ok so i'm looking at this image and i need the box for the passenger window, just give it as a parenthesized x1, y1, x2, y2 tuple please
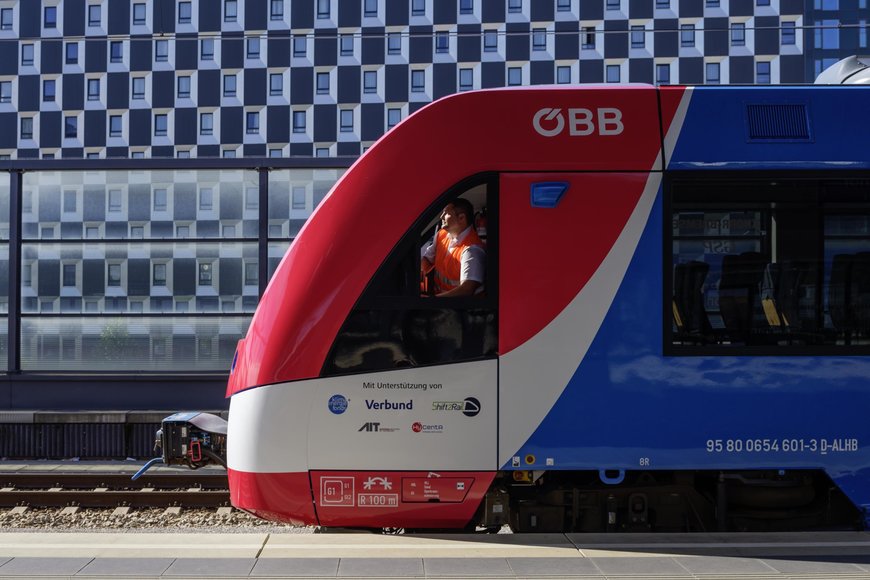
(669, 177, 870, 351)
(323, 175, 497, 376)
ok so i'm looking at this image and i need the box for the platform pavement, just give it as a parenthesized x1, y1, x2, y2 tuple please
(0, 532, 869, 578)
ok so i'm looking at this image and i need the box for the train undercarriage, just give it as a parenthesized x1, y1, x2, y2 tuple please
(480, 470, 861, 533)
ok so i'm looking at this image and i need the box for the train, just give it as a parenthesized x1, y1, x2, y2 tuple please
(148, 74, 870, 533)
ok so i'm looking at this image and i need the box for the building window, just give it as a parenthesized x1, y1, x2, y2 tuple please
(756, 61, 771, 84)
(271, 0, 284, 20)
(411, 0, 425, 16)
(0, 81, 11, 103)
(223, 74, 237, 97)
(109, 115, 122, 137)
(87, 78, 100, 100)
(155, 39, 169, 62)
(132, 77, 145, 100)
(62, 264, 76, 287)
(706, 0, 720, 5)
(656, 0, 669, 7)
(177, 76, 191, 98)
(459, 68, 473, 91)
(199, 188, 213, 210)
(606, 64, 620, 83)
(224, 0, 237, 22)
(131, 225, 144, 238)
(782, 21, 796, 45)
(198, 263, 213, 285)
(340, 34, 354, 56)
(21, 44, 34, 66)
(387, 32, 402, 54)
(387, 108, 401, 128)
(44, 6, 57, 28)
(340, 109, 354, 132)
(222, 224, 236, 237)
(557, 0, 571, 10)
(317, 0, 329, 18)
(109, 189, 121, 212)
(0, 8, 12, 30)
(176, 224, 190, 237)
(706, 62, 720, 84)
(63, 190, 76, 212)
(246, 111, 259, 134)
(154, 114, 168, 137)
(200, 112, 213, 135)
(631, 25, 645, 48)
(153, 188, 167, 211)
(269, 73, 282, 96)
(435, 31, 449, 53)
(483, 29, 497, 52)
(43, 79, 56, 102)
(132, 3, 146, 25)
(656, 63, 670, 84)
(293, 35, 307, 57)
(110, 41, 123, 62)
(88, 4, 101, 26)
(269, 149, 282, 158)
(363, 70, 377, 93)
(178, 1, 192, 24)
(459, 0, 473, 14)
(316, 72, 329, 94)
(245, 187, 257, 209)
(153, 263, 166, 286)
(508, 0, 522, 13)
(532, 28, 546, 51)
(108, 264, 121, 287)
(245, 263, 258, 286)
(292, 186, 306, 209)
(556, 65, 571, 84)
(582, 27, 595, 49)
(292, 111, 306, 133)
(731, 22, 745, 46)
(65, 116, 77, 138)
(507, 66, 521, 86)
(606, 0, 620, 9)
(64, 43, 78, 65)
(680, 24, 695, 47)
(411, 69, 425, 92)
(757, 0, 770, 5)
(363, 0, 377, 17)
(246, 38, 260, 59)
(20, 118, 33, 140)
(201, 38, 214, 60)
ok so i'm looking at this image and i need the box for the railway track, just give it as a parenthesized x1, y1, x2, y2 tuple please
(0, 472, 230, 509)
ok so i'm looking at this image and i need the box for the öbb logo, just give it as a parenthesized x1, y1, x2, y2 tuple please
(532, 107, 624, 137)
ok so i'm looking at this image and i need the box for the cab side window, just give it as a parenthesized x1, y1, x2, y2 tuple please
(322, 176, 498, 376)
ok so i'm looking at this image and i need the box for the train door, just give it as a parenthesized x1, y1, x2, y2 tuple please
(497, 172, 658, 469)
(308, 175, 500, 473)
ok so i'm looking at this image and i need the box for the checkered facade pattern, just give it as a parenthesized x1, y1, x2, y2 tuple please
(0, 0, 862, 160)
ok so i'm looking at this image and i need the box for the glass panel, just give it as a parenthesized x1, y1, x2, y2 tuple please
(267, 168, 344, 239)
(0, 173, 9, 240)
(22, 242, 259, 314)
(23, 169, 259, 240)
(21, 316, 251, 371)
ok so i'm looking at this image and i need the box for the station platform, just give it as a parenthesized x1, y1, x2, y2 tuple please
(0, 531, 869, 578)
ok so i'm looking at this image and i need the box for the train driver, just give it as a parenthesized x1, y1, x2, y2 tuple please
(420, 198, 486, 297)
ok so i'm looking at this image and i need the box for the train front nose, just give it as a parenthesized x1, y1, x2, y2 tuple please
(227, 468, 317, 526)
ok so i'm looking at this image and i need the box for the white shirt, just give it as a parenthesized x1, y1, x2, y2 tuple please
(422, 226, 485, 286)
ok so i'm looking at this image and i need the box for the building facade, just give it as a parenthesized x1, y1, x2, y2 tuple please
(0, 0, 866, 160)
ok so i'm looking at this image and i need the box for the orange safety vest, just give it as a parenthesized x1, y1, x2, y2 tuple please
(433, 228, 484, 294)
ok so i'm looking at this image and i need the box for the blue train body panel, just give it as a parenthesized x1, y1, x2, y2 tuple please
(513, 85, 870, 525)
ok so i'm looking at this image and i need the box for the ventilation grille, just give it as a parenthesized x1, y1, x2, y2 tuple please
(746, 103, 811, 141)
